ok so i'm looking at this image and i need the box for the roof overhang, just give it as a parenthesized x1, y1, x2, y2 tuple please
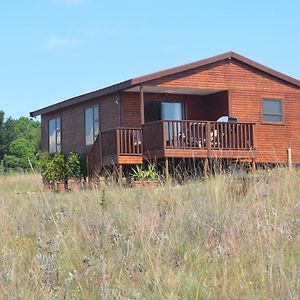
(30, 51, 300, 117)
(125, 85, 225, 96)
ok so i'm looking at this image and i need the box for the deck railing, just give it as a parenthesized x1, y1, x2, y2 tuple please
(87, 127, 142, 175)
(143, 120, 255, 152)
(118, 128, 143, 155)
(87, 121, 255, 175)
(87, 134, 102, 177)
(101, 127, 143, 157)
(143, 121, 165, 152)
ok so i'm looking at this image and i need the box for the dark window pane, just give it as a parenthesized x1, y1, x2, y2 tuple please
(93, 106, 99, 121)
(262, 99, 282, 123)
(49, 118, 61, 153)
(85, 108, 94, 145)
(56, 118, 61, 130)
(263, 99, 282, 114)
(144, 101, 161, 123)
(263, 114, 283, 122)
(56, 129, 61, 145)
(94, 120, 99, 139)
(49, 119, 56, 153)
(85, 106, 99, 145)
(161, 102, 184, 120)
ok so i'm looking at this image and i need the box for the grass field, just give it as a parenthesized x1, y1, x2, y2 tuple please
(0, 169, 299, 299)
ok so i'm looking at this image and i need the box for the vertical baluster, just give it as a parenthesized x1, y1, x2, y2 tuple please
(227, 124, 230, 149)
(177, 121, 179, 148)
(196, 123, 200, 148)
(137, 129, 139, 154)
(166, 121, 170, 148)
(237, 124, 239, 149)
(135, 129, 138, 154)
(243, 124, 247, 149)
(217, 123, 220, 149)
(185, 121, 188, 148)
(240, 124, 244, 149)
(224, 123, 227, 148)
(248, 124, 251, 148)
(220, 123, 224, 149)
(192, 122, 196, 148)
(202, 123, 205, 147)
(119, 128, 124, 154)
(132, 129, 135, 154)
(231, 124, 236, 149)
(172, 121, 175, 148)
(182, 121, 188, 148)
(121, 129, 127, 154)
(206, 121, 211, 156)
(176, 121, 179, 148)
(212, 123, 215, 149)
(129, 129, 132, 154)
(125, 129, 127, 154)
(140, 129, 142, 154)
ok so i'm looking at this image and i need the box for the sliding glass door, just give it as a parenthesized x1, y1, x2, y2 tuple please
(161, 102, 184, 121)
(161, 102, 184, 143)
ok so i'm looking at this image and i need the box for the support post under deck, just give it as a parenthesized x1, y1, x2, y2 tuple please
(204, 158, 209, 179)
(165, 158, 169, 181)
(118, 164, 123, 185)
(251, 158, 256, 174)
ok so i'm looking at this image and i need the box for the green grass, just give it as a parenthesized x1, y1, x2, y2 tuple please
(0, 169, 299, 299)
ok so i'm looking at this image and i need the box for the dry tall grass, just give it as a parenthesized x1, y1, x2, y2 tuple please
(0, 169, 299, 299)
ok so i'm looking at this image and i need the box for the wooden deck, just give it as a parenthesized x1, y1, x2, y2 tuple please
(87, 120, 255, 176)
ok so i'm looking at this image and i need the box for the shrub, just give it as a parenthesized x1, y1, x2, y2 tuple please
(66, 152, 81, 181)
(39, 152, 83, 184)
(131, 163, 158, 181)
(52, 153, 67, 182)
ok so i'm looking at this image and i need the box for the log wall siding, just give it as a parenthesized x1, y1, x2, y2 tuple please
(41, 94, 120, 154)
(41, 115, 49, 152)
(204, 91, 229, 121)
(145, 60, 300, 163)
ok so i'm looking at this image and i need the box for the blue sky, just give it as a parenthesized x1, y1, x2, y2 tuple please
(1, 0, 300, 119)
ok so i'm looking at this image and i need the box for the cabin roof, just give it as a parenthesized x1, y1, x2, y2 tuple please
(30, 51, 300, 117)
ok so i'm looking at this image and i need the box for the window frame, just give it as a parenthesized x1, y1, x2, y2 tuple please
(261, 98, 284, 125)
(144, 100, 187, 123)
(84, 105, 100, 146)
(48, 117, 61, 153)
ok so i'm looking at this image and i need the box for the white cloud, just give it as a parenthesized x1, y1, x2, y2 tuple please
(45, 35, 75, 50)
(55, 0, 86, 5)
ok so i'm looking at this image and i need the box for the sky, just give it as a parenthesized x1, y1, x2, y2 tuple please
(1, 0, 300, 119)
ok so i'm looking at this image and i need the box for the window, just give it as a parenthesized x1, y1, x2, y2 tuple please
(49, 118, 61, 153)
(144, 101, 185, 123)
(262, 99, 283, 123)
(85, 106, 99, 145)
(161, 102, 185, 121)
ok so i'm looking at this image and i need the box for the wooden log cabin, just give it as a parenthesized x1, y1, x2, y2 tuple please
(30, 52, 300, 176)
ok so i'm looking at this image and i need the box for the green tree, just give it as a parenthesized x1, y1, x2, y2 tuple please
(3, 137, 37, 171)
(13, 117, 40, 151)
(0, 111, 40, 171)
(0, 111, 4, 159)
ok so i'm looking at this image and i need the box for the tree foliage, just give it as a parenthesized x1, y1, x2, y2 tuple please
(0, 111, 40, 172)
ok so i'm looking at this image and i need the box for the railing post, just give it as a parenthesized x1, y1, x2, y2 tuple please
(206, 121, 211, 158)
(86, 154, 89, 177)
(116, 129, 120, 156)
(162, 121, 166, 149)
(252, 123, 255, 149)
(99, 132, 103, 168)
